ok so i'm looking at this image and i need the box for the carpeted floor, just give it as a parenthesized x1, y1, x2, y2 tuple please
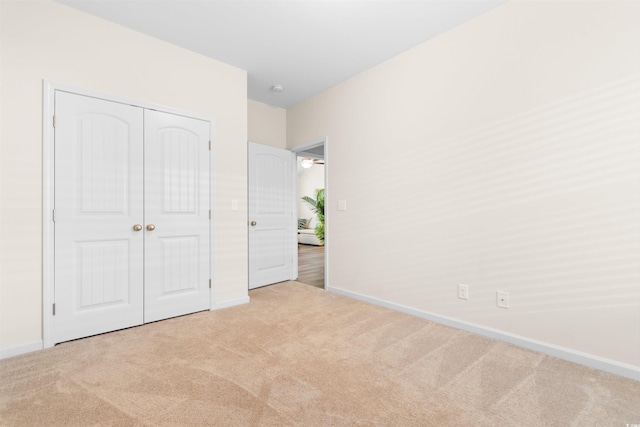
(1, 281, 639, 426)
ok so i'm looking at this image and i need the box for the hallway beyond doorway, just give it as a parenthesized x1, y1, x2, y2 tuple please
(297, 244, 324, 288)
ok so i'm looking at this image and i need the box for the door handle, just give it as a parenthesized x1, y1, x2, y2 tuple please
(146, 224, 156, 231)
(250, 221, 257, 226)
(132, 224, 142, 231)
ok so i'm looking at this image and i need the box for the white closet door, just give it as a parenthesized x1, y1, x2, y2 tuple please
(143, 110, 210, 322)
(54, 92, 144, 343)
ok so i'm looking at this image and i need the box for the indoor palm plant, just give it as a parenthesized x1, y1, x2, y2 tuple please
(301, 188, 325, 243)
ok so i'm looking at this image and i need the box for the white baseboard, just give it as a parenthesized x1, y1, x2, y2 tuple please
(0, 340, 43, 360)
(212, 296, 250, 310)
(327, 285, 640, 382)
(2, 299, 250, 360)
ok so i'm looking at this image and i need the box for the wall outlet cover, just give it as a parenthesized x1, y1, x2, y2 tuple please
(458, 284, 469, 300)
(497, 291, 509, 308)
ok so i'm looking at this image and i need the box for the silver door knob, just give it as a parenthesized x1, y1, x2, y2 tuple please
(250, 221, 257, 226)
(132, 224, 142, 231)
(146, 224, 156, 231)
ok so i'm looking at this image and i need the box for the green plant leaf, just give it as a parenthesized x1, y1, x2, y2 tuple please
(301, 188, 325, 241)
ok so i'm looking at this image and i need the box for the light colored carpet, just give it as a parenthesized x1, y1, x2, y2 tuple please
(1, 281, 639, 426)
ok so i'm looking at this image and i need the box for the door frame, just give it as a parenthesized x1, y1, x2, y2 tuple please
(42, 81, 215, 348)
(291, 137, 328, 289)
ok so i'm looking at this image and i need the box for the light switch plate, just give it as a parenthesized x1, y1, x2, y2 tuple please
(338, 200, 347, 211)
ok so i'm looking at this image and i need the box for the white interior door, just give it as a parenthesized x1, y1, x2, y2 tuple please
(53, 91, 211, 343)
(54, 92, 144, 343)
(143, 110, 210, 322)
(248, 142, 295, 289)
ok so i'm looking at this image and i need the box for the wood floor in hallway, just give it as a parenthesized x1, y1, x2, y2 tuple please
(297, 243, 324, 288)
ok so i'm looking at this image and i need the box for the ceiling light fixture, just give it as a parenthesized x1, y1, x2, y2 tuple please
(301, 158, 313, 169)
(270, 84, 284, 93)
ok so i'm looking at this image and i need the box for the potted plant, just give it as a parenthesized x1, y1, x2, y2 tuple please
(301, 188, 324, 243)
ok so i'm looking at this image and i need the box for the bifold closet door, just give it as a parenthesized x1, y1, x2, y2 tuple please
(143, 110, 210, 323)
(54, 92, 145, 343)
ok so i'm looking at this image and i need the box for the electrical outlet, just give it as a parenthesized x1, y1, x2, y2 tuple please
(458, 284, 469, 300)
(496, 291, 509, 309)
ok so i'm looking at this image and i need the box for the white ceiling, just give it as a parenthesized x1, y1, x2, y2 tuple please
(56, 0, 505, 108)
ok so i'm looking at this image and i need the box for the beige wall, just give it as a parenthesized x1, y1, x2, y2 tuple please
(288, 1, 640, 367)
(0, 0, 248, 348)
(248, 100, 286, 148)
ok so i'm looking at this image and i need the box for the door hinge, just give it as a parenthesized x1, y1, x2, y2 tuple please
(209, 279, 212, 289)
(209, 210, 211, 219)
(209, 140, 211, 151)
(52, 303, 56, 316)
(52, 209, 56, 222)
(52, 115, 56, 128)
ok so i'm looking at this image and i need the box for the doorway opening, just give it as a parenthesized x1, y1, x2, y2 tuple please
(292, 138, 327, 290)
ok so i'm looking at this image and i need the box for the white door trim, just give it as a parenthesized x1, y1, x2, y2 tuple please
(42, 80, 215, 348)
(290, 137, 328, 290)
(290, 150, 298, 281)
